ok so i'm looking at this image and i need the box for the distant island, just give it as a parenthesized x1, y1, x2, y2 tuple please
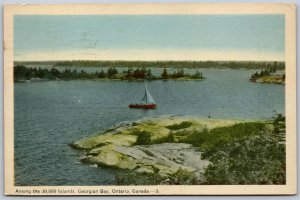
(13, 65, 204, 82)
(250, 63, 285, 84)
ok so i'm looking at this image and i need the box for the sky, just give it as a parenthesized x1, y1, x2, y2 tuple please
(14, 15, 285, 61)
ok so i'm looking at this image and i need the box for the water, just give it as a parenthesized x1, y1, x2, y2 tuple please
(14, 68, 284, 186)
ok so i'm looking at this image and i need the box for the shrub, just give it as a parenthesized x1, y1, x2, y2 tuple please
(201, 133, 286, 184)
(135, 131, 152, 145)
(152, 133, 175, 144)
(115, 168, 198, 185)
(180, 122, 266, 151)
(167, 168, 197, 185)
(166, 121, 193, 130)
(115, 171, 165, 185)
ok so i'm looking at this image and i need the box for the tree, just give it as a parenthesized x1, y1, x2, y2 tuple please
(72, 69, 78, 78)
(161, 68, 169, 79)
(146, 69, 153, 79)
(25, 68, 33, 80)
(14, 65, 28, 80)
(135, 131, 152, 145)
(133, 68, 146, 79)
(50, 68, 60, 78)
(98, 70, 105, 78)
(191, 70, 202, 79)
(63, 69, 72, 79)
(107, 67, 118, 77)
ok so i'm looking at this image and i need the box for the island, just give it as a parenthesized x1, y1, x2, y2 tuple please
(70, 114, 286, 185)
(250, 63, 285, 84)
(13, 65, 204, 82)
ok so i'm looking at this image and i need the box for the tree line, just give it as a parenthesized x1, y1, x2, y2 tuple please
(13, 65, 204, 81)
(161, 68, 203, 79)
(15, 60, 285, 70)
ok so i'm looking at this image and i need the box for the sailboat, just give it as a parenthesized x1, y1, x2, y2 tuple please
(129, 81, 156, 109)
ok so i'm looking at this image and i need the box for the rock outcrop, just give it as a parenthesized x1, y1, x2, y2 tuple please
(71, 116, 241, 178)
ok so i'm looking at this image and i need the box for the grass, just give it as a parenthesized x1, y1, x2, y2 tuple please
(166, 121, 193, 130)
(179, 122, 267, 151)
(134, 131, 175, 145)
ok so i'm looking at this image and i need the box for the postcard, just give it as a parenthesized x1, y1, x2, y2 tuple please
(3, 3, 296, 195)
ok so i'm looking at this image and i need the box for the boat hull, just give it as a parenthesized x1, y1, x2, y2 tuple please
(129, 104, 156, 109)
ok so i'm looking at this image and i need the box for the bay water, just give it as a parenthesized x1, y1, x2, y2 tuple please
(14, 68, 284, 185)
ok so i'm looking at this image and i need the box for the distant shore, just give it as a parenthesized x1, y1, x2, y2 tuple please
(14, 60, 285, 70)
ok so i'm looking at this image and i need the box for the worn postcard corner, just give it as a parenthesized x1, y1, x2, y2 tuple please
(3, 3, 296, 196)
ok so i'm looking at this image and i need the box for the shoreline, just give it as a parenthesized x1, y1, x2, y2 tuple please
(250, 75, 285, 84)
(70, 114, 285, 185)
(15, 77, 205, 83)
(70, 116, 250, 180)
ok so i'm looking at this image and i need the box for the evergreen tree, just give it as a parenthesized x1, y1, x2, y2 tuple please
(50, 68, 60, 78)
(98, 70, 105, 78)
(146, 69, 153, 79)
(107, 67, 118, 77)
(161, 68, 169, 79)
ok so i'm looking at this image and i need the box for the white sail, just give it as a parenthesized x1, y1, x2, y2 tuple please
(141, 81, 156, 104)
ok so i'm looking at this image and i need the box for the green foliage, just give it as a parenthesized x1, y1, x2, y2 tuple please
(167, 168, 197, 185)
(190, 70, 203, 79)
(115, 171, 165, 185)
(250, 62, 284, 81)
(14, 66, 97, 80)
(14, 65, 29, 80)
(180, 122, 266, 151)
(135, 131, 175, 145)
(187, 116, 286, 185)
(14, 65, 204, 81)
(160, 68, 204, 80)
(135, 131, 152, 145)
(151, 133, 175, 144)
(273, 113, 285, 124)
(97, 70, 106, 78)
(202, 134, 286, 184)
(115, 168, 198, 185)
(117, 117, 285, 185)
(166, 121, 193, 130)
(170, 69, 184, 78)
(107, 67, 118, 77)
(161, 68, 169, 79)
(43, 60, 286, 70)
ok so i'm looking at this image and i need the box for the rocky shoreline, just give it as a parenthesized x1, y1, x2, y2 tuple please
(251, 75, 285, 84)
(71, 115, 286, 185)
(70, 116, 241, 179)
